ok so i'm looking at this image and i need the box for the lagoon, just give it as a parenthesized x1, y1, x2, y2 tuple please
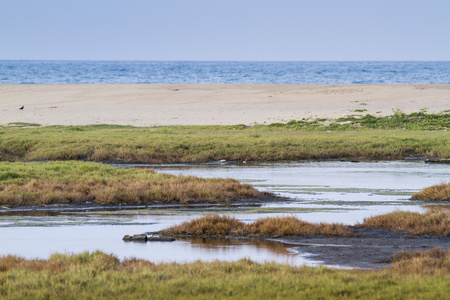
(1, 160, 448, 266)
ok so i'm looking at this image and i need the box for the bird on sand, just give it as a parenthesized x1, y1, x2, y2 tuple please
(19, 106, 24, 110)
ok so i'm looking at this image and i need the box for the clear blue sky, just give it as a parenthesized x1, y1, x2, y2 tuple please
(1, 0, 449, 61)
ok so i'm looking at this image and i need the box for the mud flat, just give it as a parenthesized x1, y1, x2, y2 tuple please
(277, 229, 450, 269)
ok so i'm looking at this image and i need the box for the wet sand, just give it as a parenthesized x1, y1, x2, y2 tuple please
(1, 84, 449, 126)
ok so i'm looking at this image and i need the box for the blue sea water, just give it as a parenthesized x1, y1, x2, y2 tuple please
(0, 60, 449, 84)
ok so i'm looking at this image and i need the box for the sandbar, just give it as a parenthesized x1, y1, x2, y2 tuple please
(1, 84, 449, 126)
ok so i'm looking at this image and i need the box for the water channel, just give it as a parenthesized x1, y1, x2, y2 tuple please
(1, 161, 448, 266)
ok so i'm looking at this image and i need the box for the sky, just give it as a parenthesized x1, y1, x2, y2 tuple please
(1, 0, 449, 61)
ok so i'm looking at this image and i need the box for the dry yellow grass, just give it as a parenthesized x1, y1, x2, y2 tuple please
(0, 178, 264, 206)
(388, 248, 450, 275)
(411, 182, 450, 202)
(160, 215, 246, 236)
(247, 216, 354, 237)
(0, 162, 268, 205)
(160, 215, 354, 238)
(356, 208, 450, 237)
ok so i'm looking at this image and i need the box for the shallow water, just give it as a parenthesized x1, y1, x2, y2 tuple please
(148, 160, 448, 224)
(1, 161, 448, 266)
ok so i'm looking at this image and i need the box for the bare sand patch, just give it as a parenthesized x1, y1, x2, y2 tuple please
(1, 84, 449, 126)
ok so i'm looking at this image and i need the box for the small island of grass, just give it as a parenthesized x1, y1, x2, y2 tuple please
(0, 161, 269, 206)
(160, 215, 355, 238)
(160, 208, 450, 238)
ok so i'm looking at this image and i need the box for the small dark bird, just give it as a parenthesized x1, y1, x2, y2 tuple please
(19, 106, 24, 110)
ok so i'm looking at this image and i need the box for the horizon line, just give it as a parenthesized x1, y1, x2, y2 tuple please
(1, 59, 450, 63)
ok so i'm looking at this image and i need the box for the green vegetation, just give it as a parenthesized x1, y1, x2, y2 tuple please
(0, 161, 267, 206)
(355, 208, 450, 237)
(411, 182, 450, 202)
(6, 122, 41, 127)
(1, 113, 449, 163)
(271, 111, 450, 131)
(0, 250, 448, 299)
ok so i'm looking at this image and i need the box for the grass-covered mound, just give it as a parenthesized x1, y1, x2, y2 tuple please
(0, 250, 448, 299)
(0, 161, 267, 206)
(411, 182, 450, 202)
(160, 215, 355, 238)
(1, 113, 449, 163)
(355, 208, 450, 237)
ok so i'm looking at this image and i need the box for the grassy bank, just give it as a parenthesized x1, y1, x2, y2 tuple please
(411, 182, 450, 202)
(0, 161, 267, 206)
(161, 208, 450, 238)
(1, 113, 449, 163)
(0, 250, 448, 299)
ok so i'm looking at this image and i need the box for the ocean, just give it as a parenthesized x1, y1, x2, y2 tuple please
(0, 61, 449, 84)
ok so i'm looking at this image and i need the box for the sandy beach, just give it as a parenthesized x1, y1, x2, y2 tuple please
(1, 84, 449, 126)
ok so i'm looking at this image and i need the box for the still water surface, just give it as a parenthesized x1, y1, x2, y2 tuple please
(1, 161, 448, 265)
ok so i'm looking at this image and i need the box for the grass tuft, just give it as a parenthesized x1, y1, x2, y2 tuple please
(356, 208, 450, 236)
(411, 182, 450, 202)
(160, 215, 246, 236)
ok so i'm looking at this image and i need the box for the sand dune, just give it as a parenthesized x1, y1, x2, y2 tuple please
(1, 84, 449, 126)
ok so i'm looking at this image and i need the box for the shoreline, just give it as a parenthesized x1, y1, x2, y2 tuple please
(1, 84, 449, 126)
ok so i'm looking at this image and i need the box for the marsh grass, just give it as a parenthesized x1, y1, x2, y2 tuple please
(388, 248, 450, 275)
(0, 251, 449, 299)
(0, 161, 267, 206)
(160, 215, 354, 238)
(1, 119, 449, 163)
(356, 208, 450, 237)
(411, 182, 450, 202)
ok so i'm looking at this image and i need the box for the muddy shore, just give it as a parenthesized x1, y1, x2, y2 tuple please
(276, 228, 450, 269)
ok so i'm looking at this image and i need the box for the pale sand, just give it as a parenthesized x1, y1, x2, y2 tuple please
(1, 84, 449, 126)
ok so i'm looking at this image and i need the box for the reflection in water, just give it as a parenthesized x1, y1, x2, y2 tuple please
(0, 224, 317, 266)
(144, 237, 316, 266)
